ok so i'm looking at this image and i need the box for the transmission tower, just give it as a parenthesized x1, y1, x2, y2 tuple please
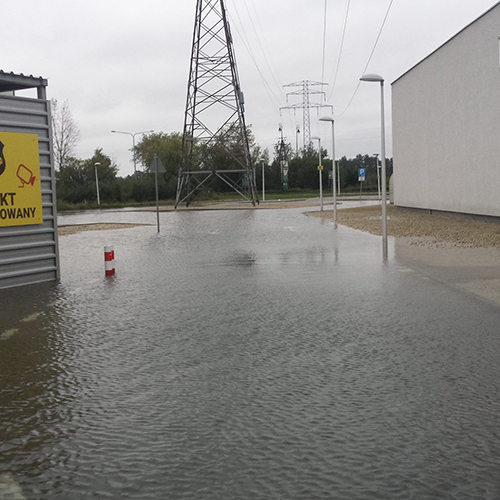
(281, 80, 332, 149)
(175, 0, 258, 208)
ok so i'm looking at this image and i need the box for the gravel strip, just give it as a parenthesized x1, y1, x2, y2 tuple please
(309, 205, 500, 248)
(58, 223, 144, 236)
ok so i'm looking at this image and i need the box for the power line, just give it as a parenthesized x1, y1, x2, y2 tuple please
(362, 0, 395, 76)
(226, 6, 283, 113)
(337, 0, 395, 117)
(328, 0, 351, 101)
(320, 0, 328, 105)
(241, 0, 284, 99)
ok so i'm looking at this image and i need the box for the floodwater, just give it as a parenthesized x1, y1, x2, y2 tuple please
(1, 205, 500, 499)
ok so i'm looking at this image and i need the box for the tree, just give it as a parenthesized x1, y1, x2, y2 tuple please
(133, 132, 182, 198)
(134, 132, 182, 174)
(286, 144, 327, 190)
(51, 99, 80, 170)
(193, 124, 259, 173)
(56, 149, 119, 204)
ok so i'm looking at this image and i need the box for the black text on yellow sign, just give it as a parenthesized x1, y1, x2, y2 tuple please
(0, 131, 43, 227)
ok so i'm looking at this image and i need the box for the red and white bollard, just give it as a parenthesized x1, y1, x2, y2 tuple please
(104, 245, 115, 276)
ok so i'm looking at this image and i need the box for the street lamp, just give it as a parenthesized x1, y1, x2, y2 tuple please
(311, 136, 323, 211)
(261, 161, 265, 202)
(111, 129, 154, 174)
(94, 162, 101, 206)
(360, 73, 388, 259)
(319, 116, 337, 223)
(373, 153, 381, 200)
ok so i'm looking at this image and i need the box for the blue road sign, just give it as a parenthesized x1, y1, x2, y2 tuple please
(358, 168, 366, 182)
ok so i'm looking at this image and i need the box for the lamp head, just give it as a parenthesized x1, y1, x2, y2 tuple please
(319, 116, 334, 123)
(360, 73, 384, 83)
(311, 136, 321, 141)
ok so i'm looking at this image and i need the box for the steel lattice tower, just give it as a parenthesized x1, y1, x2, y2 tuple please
(175, 0, 258, 208)
(281, 81, 332, 149)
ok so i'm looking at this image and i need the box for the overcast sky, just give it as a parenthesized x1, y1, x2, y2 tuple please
(2, 0, 498, 175)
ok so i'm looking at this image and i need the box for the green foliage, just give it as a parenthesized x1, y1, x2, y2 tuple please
(337, 154, 393, 192)
(288, 145, 323, 190)
(55, 128, 394, 210)
(132, 132, 182, 199)
(192, 124, 260, 172)
(134, 132, 182, 176)
(268, 144, 393, 194)
(56, 149, 119, 204)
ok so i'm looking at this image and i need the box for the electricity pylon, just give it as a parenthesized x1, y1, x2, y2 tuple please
(175, 0, 258, 208)
(281, 80, 332, 149)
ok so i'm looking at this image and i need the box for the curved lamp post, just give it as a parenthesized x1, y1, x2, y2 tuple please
(360, 73, 388, 259)
(111, 129, 154, 174)
(319, 116, 337, 223)
(311, 136, 323, 211)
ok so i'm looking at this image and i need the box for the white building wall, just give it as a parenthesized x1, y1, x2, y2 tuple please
(392, 3, 500, 217)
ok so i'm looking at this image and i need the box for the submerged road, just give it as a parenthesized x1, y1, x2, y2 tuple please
(1, 206, 500, 499)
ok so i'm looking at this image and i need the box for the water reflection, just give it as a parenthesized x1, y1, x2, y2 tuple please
(1, 208, 500, 499)
(223, 251, 258, 267)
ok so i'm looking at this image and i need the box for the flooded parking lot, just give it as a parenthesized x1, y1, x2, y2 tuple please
(1, 206, 500, 499)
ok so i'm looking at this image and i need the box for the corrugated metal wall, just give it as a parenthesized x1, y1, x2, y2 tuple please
(0, 93, 60, 289)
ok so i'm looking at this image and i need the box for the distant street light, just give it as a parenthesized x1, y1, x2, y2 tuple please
(319, 116, 337, 223)
(111, 129, 154, 174)
(360, 73, 388, 259)
(311, 136, 323, 211)
(94, 162, 101, 206)
(374, 153, 381, 200)
(296, 125, 300, 156)
(261, 161, 265, 202)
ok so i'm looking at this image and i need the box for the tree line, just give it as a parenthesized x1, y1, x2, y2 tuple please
(51, 99, 392, 208)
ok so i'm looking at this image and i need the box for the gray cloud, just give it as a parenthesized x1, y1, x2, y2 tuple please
(2, 0, 496, 174)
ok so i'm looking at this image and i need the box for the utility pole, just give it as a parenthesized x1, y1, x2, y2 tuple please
(175, 0, 258, 208)
(277, 124, 289, 192)
(280, 81, 332, 148)
(374, 153, 381, 200)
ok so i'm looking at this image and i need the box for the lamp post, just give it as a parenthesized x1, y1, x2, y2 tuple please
(111, 129, 154, 174)
(319, 116, 337, 223)
(94, 162, 101, 206)
(296, 125, 300, 156)
(261, 161, 265, 202)
(360, 73, 387, 259)
(311, 136, 323, 211)
(374, 153, 381, 200)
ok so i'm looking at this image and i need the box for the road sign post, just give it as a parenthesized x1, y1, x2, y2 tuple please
(358, 167, 366, 199)
(149, 154, 166, 233)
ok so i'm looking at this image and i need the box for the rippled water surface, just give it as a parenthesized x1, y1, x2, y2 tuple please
(1, 207, 500, 499)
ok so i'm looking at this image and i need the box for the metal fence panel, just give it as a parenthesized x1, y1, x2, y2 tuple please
(0, 93, 59, 289)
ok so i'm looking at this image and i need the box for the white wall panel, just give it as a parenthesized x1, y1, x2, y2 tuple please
(392, 4, 500, 217)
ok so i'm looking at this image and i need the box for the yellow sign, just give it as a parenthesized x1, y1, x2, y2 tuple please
(0, 132, 43, 227)
(317, 165, 324, 171)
